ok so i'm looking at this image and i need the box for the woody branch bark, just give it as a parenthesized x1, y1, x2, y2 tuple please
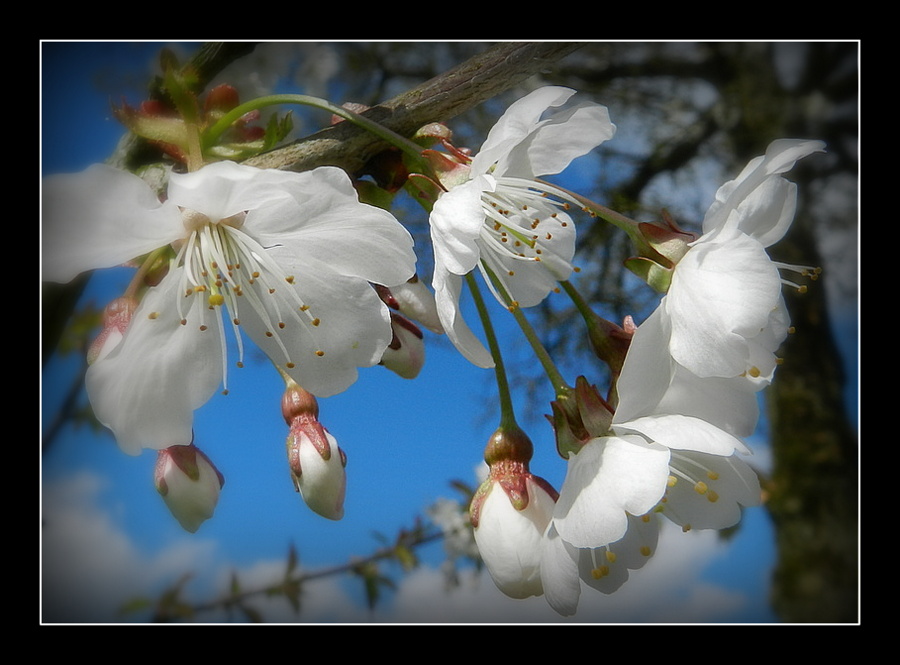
(244, 42, 584, 174)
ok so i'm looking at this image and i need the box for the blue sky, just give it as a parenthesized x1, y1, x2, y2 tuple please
(40, 41, 857, 624)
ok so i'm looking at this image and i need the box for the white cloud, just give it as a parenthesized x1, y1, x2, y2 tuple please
(41, 472, 218, 623)
(40, 472, 763, 624)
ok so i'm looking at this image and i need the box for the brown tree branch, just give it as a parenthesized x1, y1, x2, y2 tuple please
(243, 42, 584, 174)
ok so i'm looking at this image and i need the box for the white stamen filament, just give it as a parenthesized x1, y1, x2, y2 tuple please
(172, 212, 324, 389)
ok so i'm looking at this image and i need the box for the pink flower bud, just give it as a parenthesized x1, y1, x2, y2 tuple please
(283, 381, 347, 520)
(87, 296, 138, 365)
(384, 276, 444, 334)
(380, 313, 425, 379)
(154, 443, 225, 533)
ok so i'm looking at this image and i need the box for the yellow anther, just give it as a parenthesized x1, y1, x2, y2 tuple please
(208, 293, 225, 307)
(667, 475, 678, 488)
(748, 366, 761, 378)
(682, 524, 691, 532)
(285, 275, 295, 284)
(591, 566, 609, 579)
(641, 514, 651, 523)
(707, 471, 719, 481)
(315, 350, 325, 357)
(707, 490, 719, 503)
(694, 481, 708, 495)
(286, 362, 295, 369)
(640, 546, 652, 557)
(311, 318, 320, 327)
(148, 312, 159, 320)
(605, 551, 617, 563)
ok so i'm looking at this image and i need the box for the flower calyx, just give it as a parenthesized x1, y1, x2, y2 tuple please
(624, 211, 697, 293)
(547, 377, 615, 460)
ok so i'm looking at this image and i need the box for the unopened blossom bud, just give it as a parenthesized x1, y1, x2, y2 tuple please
(87, 296, 138, 365)
(283, 380, 347, 520)
(154, 442, 225, 533)
(380, 313, 425, 379)
(377, 276, 444, 334)
(548, 376, 615, 459)
(469, 425, 558, 599)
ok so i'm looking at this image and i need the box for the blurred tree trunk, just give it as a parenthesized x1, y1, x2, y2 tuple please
(765, 216, 859, 623)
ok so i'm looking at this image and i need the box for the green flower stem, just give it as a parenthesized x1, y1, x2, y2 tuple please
(202, 94, 432, 174)
(466, 272, 518, 429)
(535, 177, 655, 256)
(558, 279, 595, 324)
(480, 264, 570, 400)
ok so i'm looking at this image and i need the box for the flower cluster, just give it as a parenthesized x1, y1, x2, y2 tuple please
(475, 138, 824, 615)
(42, 72, 824, 618)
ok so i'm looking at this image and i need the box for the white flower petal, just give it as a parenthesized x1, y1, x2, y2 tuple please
(240, 252, 395, 397)
(86, 270, 224, 455)
(540, 524, 581, 616)
(248, 166, 416, 287)
(702, 138, 825, 241)
(578, 512, 660, 595)
(666, 233, 781, 378)
(471, 86, 578, 175)
(429, 177, 488, 276)
(660, 451, 761, 530)
(432, 266, 494, 368)
(293, 429, 346, 521)
(474, 478, 556, 599)
(614, 413, 751, 456)
(166, 160, 296, 220)
(505, 102, 616, 177)
(553, 436, 670, 549)
(42, 164, 183, 283)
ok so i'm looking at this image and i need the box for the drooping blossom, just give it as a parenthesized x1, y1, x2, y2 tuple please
(427, 86, 616, 367)
(42, 161, 416, 455)
(663, 139, 826, 383)
(154, 442, 225, 533)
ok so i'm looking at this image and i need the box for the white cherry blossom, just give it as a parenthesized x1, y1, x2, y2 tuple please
(665, 139, 826, 382)
(428, 86, 616, 367)
(42, 161, 416, 455)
